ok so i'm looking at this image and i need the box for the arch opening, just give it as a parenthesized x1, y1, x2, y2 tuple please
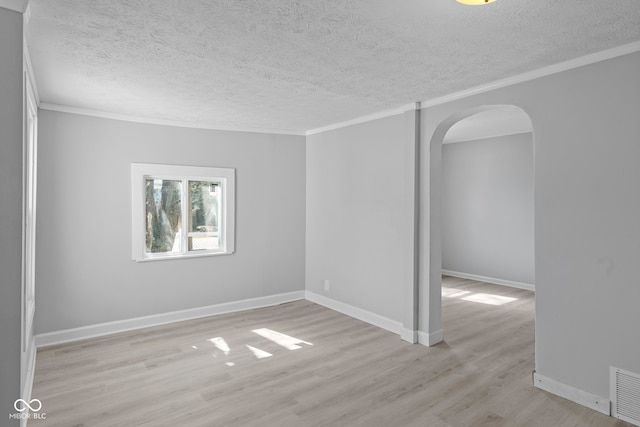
(425, 104, 535, 349)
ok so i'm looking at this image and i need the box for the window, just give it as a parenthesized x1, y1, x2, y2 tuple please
(131, 163, 235, 261)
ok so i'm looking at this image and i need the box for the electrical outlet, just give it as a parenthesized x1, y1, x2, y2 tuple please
(324, 279, 330, 292)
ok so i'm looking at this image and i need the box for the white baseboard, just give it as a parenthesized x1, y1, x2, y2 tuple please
(305, 292, 445, 347)
(34, 291, 305, 348)
(442, 270, 535, 292)
(533, 371, 610, 415)
(401, 328, 418, 343)
(35, 290, 430, 352)
(418, 329, 444, 347)
(305, 291, 403, 336)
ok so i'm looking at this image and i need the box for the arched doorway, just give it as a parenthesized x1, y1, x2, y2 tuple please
(424, 104, 535, 345)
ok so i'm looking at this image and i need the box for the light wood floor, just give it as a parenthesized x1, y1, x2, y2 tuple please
(30, 277, 631, 426)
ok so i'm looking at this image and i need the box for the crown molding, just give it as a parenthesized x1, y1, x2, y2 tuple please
(420, 40, 640, 109)
(32, 41, 640, 137)
(306, 103, 415, 136)
(307, 41, 640, 136)
(403, 102, 421, 112)
(0, 0, 27, 13)
(38, 103, 307, 136)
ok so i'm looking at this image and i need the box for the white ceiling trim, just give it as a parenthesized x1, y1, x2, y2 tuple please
(0, 0, 26, 13)
(39, 103, 306, 136)
(306, 103, 418, 136)
(36, 41, 640, 138)
(308, 40, 640, 136)
(420, 40, 640, 109)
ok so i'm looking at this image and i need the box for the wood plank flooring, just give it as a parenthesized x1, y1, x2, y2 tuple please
(30, 277, 631, 426)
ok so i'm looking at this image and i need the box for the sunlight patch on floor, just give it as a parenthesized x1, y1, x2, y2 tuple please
(252, 328, 313, 350)
(246, 345, 273, 359)
(442, 287, 472, 298)
(199, 329, 313, 367)
(208, 337, 231, 355)
(443, 287, 517, 306)
(462, 293, 517, 306)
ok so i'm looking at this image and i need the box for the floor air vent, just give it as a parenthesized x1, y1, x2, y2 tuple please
(611, 367, 640, 426)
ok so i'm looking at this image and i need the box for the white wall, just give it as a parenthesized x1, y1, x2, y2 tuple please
(421, 51, 640, 400)
(27, 39, 640, 416)
(441, 133, 534, 285)
(306, 113, 413, 325)
(0, 7, 23, 426)
(35, 111, 306, 334)
(305, 49, 640, 406)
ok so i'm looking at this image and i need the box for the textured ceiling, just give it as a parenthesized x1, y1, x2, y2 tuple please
(26, 0, 640, 133)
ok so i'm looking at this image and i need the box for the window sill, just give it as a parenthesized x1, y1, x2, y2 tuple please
(133, 250, 234, 262)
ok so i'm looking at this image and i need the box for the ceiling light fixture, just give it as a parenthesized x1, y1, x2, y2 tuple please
(457, 0, 496, 5)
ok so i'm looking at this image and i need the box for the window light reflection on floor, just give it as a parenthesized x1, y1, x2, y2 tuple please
(443, 287, 518, 306)
(462, 293, 517, 306)
(208, 336, 231, 355)
(202, 329, 313, 368)
(252, 328, 313, 350)
(246, 345, 273, 359)
(442, 287, 472, 298)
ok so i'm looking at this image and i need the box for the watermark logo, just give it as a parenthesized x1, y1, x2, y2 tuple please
(14, 399, 41, 412)
(9, 398, 46, 420)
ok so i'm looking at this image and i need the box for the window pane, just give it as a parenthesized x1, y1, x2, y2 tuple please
(189, 180, 220, 251)
(145, 179, 182, 254)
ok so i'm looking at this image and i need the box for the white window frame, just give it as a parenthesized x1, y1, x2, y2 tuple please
(131, 163, 235, 262)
